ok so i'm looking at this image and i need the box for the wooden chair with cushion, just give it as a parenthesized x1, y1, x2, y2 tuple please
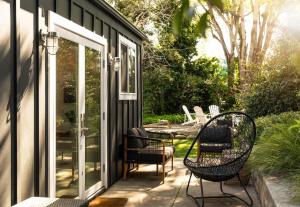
(123, 127, 175, 183)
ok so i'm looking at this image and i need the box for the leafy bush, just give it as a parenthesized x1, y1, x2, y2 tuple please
(144, 57, 230, 115)
(250, 115, 300, 202)
(242, 65, 300, 118)
(143, 114, 184, 124)
(255, 111, 300, 138)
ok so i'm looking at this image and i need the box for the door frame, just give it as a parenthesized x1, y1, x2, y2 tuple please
(47, 11, 108, 198)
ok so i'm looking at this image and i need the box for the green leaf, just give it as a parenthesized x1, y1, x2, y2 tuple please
(172, 0, 190, 35)
(173, 10, 183, 35)
(195, 12, 209, 37)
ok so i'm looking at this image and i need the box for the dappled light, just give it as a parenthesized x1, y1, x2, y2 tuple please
(97, 160, 260, 207)
(110, 0, 300, 205)
(1, 0, 300, 206)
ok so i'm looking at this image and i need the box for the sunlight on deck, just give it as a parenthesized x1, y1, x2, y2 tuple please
(95, 159, 261, 207)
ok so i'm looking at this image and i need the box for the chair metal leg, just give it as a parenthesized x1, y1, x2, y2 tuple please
(237, 174, 254, 206)
(186, 173, 253, 207)
(186, 171, 192, 196)
(186, 172, 205, 207)
(219, 175, 253, 207)
(199, 178, 204, 207)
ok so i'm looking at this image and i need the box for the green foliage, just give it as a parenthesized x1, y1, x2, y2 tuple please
(110, 0, 232, 115)
(255, 111, 300, 138)
(242, 32, 300, 118)
(144, 56, 229, 114)
(173, 0, 224, 35)
(242, 65, 300, 118)
(143, 114, 184, 124)
(250, 114, 300, 202)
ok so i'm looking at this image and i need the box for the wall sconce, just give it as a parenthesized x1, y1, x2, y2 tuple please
(113, 57, 121, 72)
(108, 54, 121, 72)
(40, 29, 59, 55)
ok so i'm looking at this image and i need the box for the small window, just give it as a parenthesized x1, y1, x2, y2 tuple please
(119, 35, 137, 100)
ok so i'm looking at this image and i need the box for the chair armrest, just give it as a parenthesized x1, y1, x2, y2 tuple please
(147, 131, 173, 137)
(125, 134, 164, 143)
(123, 135, 165, 152)
(123, 135, 166, 154)
(145, 131, 174, 146)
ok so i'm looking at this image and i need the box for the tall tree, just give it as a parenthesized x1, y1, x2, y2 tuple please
(175, 0, 283, 91)
(108, 0, 229, 114)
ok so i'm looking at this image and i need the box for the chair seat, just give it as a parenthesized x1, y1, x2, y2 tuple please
(137, 146, 175, 164)
(184, 152, 247, 182)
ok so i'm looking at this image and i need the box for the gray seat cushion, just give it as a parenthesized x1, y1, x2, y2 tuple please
(136, 127, 150, 147)
(127, 128, 144, 148)
(138, 146, 175, 164)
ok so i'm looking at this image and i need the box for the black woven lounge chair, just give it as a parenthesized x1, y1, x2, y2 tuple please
(184, 111, 256, 207)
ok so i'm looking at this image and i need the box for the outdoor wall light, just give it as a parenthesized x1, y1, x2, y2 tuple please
(40, 30, 59, 55)
(113, 57, 121, 72)
(108, 54, 121, 72)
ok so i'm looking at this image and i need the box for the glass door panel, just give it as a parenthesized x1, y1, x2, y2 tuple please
(56, 38, 79, 198)
(84, 47, 102, 190)
(49, 11, 107, 199)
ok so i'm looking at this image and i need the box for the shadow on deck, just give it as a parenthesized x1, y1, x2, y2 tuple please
(94, 159, 261, 207)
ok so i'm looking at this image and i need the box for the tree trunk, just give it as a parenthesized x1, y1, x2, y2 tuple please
(227, 56, 235, 92)
(238, 61, 247, 91)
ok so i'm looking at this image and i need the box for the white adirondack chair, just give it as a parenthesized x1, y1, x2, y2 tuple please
(182, 105, 196, 125)
(208, 105, 220, 118)
(193, 106, 208, 124)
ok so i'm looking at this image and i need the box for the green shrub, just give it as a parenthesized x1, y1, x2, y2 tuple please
(143, 114, 184, 124)
(250, 117, 300, 202)
(242, 65, 300, 118)
(255, 111, 300, 138)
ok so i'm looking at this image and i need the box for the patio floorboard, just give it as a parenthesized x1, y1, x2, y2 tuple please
(97, 159, 261, 207)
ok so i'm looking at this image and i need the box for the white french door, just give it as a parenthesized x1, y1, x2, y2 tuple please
(48, 11, 108, 199)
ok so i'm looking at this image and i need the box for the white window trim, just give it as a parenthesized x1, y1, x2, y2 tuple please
(118, 35, 137, 100)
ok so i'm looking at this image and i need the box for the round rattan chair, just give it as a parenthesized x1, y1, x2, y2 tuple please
(184, 111, 256, 207)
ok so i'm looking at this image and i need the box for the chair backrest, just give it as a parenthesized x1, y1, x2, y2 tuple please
(209, 105, 220, 118)
(184, 112, 256, 171)
(182, 105, 194, 122)
(127, 128, 144, 148)
(193, 106, 207, 124)
(126, 127, 149, 162)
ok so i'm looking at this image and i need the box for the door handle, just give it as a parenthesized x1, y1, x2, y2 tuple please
(81, 127, 89, 136)
(80, 114, 88, 136)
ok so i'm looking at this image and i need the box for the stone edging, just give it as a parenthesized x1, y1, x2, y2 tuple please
(253, 172, 300, 207)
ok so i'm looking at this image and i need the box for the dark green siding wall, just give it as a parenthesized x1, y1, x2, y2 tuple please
(0, 0, 143, 206)
(0, 1, 13, 206)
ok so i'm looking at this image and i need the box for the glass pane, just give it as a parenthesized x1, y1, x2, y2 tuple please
(85, 47, 102, 190)
(128, 48, 136, 93)
(121, 44, 128, 93)
(56, 38, 79, 198)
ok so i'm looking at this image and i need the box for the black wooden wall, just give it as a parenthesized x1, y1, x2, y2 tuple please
(0, 0, 144, 206)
